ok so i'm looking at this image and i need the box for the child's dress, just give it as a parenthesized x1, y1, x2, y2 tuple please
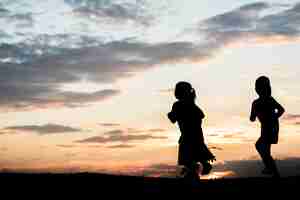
(168, 100, 215, 166)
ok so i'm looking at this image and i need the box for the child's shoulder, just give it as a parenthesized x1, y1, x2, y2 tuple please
(171, 101, 181, 109)
(252, 98, 260, 105)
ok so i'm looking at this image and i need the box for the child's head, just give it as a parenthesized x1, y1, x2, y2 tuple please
(174, 81, 196, 101)
(255, 76, 271, 98)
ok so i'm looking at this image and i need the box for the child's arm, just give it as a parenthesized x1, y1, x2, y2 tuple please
(168, 103, 177, 123)
(199, 108, 205, 119)
(250, 101, 257, 122)
(272, 98, 285, 118)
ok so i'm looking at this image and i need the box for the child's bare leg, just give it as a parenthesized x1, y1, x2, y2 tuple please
(184, 163, 200, 181)
(201, 161, 212, 175)
(256, 140, 280, 177)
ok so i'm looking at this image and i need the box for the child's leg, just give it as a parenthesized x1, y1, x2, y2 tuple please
(265, 144, 280, 177)
(255, 140, 280, 176)
(201, 161, 212, 175)
(184, 162, 200, 181)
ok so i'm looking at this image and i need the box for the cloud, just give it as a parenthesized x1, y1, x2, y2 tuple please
(75, 134, 167, 144)
(81, 126, 168, 145)
(99, 123, 121, 127)
(107, 144, 135, 149)
(4, 124, 82, 135)
(103, 130, 123, 135)
(197, 2, 300, 47)
(282, 114, 300, 125)
(0, 6, 34, 29)
(0, 39, 206, 111)
(147, 128, 167, 133)
(57, 145, 77, 148)
(0, 147, 8, 151)
(1, 2, 300, 112)
(126, 128, 167, 134)
(71, 3, 153, 26)
(283, 114, 300, 120)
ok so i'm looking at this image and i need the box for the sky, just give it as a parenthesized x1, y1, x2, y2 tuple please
(1, 0, 300, 178)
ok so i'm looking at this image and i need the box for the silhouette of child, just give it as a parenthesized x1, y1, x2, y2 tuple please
(250, 76, 285, 177)
(168, 81, 215, 180)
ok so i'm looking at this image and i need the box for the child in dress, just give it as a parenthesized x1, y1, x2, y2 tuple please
(250, 76, 285, 177)
(168, 81, 215, 180)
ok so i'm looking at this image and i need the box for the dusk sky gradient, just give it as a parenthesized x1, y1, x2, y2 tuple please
(1, 0, 300, 178)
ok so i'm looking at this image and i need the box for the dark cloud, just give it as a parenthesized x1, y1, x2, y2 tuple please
(107, 144, 135, 149)
(0, 85, 120, 111)
(0, 40, 205, 111)
(200, 2, 269, 32)
(4, 124, 82, 135)
(57, 145, 77, 148)
(198, 2, 300, 46)
(75, 134, 167, 144)
(99, 123, 121, 127)
(0, 7, 9, 16)
(1, 2, 300, 112)
(103, 130, 123, 135)
(66, 0, 153, 26)
(0, 6, 34, 28)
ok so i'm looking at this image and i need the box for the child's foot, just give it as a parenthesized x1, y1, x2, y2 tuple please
(262, 168, 281, 178)
(201, 162, 212, 175)
(262, 168, 273, 175)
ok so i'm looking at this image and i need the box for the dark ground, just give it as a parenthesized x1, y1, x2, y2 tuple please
(0, 173, 298, 197)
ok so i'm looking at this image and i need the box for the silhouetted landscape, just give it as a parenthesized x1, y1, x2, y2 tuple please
(1, 173, 299, 197)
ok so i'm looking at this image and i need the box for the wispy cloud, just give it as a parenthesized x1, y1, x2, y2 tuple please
(4, 124, 82, 135)
(283, 114, 300, 120)
(57, 145, 77, 148)
(107, 144, 135, 149)
(99, 123, 121, 127)
(282, 114, 300, 125)
(103, 130, 124, 135)
(70, 2, 154, 26)
(76, 134, 167, 144)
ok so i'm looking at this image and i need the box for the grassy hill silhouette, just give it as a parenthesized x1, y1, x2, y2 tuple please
(1, 173, 299, 197)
